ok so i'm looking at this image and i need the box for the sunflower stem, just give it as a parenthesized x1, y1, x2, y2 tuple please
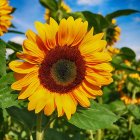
(29, 132, 33, 140)
(89, 130, 94, 140)
(44, 114, 56, 133)
(96, 97, 103, 140)
(36, 112, 44, 140)
(128, 115, 134, 131)
(97, 129, 102, 140)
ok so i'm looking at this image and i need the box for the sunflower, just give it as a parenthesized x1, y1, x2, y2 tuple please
(0, 0, 13, 36)
(9, 17, 113, 119)
(44, 1, 71, 22)
(117, 70, 140, 105)
(107, 46, 120, 56)
(120, 92, 140, 105)
(106, 19, 121, 46)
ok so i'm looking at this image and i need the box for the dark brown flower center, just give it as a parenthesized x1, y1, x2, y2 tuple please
(38, 46, 85, 93)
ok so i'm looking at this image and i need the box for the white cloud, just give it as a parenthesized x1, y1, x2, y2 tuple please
(77, 0, 104, 6)
(134, 17, 140, 23)
(10, 36, 25, 45)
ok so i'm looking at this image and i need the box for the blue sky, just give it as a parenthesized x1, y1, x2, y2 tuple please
(1, 0, 140, 59)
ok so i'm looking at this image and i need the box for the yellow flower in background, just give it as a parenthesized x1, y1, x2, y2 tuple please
(106, 19, 121, 46)
(117, 68, 140, 105)
(0, 0, 13, 36)
(129, 73, 140, 80)
(44, 1, 71, 21)
(120, 92, 140, 105)
(9, 17, 113, 120)
(124, 60, 131, 67)
(107, 46, 120, 56)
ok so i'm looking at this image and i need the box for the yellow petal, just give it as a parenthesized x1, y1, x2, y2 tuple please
(44, 93, 55, 116)
(82, 80, 103, 96)
(84, 52, 112, 64)
(34, 21, 46, 43)
(73, 89, 90, 107)
(26, 30, 48, 52)
(54, 94, 63, 117)
(28, 86, 47, 111)
(35, 91, 50, 113)
(80, 40, 107, 55)
(18, 79, 40, 99)
(23, 39, 44, 59)
(61, 94, 72, 120)
(17, 52, 41, 64)
(11, 70, 39, 90)
(9, 61, 38, 74)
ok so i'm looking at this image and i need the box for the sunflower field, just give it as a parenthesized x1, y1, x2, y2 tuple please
(0, 0, 140, 140)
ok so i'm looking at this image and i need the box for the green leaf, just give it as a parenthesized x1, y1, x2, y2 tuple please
(0, 86, 18, 109)
(69, 101, 118, 130)
(132, 124, 140, 140)
(39, 0, 58, 11)
(120, 47, 136, 60)
(82, 11, 109, 33)
(45, 128, 69, 140)
(0, 72, 17, 109)
(0, 39, 6, 76)
(7, 41, 22, 51)
(8, 30, 24, 35)
(106, 9, 139, 20)
(109, 100, 127, 115)
(127, 77, 140, 87)
(7, 106, 36, 130)
(0, 72, 15, 88)
(127, 104, 140, 119)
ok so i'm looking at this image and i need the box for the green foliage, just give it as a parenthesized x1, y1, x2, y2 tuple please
(132, 124, 140, 140)
(8, 30, 24, 34)
(7, 41, 22, 52)
(7, 107, 36, 130)
(39, 0, 58, 11)
(0, 39, 6, 77)
(106, 9, 139, 21)
(120, 47, 136, 61)
(127, 105, 140, 120)
(0, 72, 18, 109)
(69, 101, 118, 130)
(109, 100, 127, 115)
(82, 11, 109, 33)
(1, 0, 140, 139)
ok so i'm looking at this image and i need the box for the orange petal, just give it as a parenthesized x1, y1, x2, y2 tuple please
(57, 18, 68, 47)
(73, 89, 90, 107)
(9, 61, 38, 74)
(85, 72, 113, 86)
(71, 20, 88, 47)
(23, 39, 45, 59)
(17, 52, 42, 64)
(26, 29, 48, 52)
(18, 79, 40, 99)
(86, 63, 113, 72)
(84, 52, 112, 64)
(82, 80, 103, 96)
(11, 70, 39, 90)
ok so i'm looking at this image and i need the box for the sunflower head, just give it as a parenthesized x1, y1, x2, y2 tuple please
(107, 46, 120, 56)
(106, 19, 121, 46)
(9, 17, 113, 119)
(117, 69, 140, 105)
(44, 1, 71, 22)
(0, 0, 13, 36)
